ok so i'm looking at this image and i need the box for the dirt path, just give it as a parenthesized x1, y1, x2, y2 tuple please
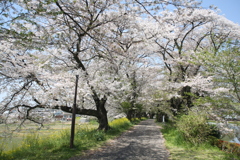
(70, 119, 169, 160)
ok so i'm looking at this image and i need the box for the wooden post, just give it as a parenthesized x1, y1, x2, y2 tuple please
(70, 75, 79, 148)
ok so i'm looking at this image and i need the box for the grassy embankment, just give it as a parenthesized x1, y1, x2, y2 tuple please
(0, 117, 143, 160)
(160, 122, 240, 160)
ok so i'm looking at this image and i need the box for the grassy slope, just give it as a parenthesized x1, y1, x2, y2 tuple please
(0, 121, 90, 152)
(0, 118, 139, 160)
(160, 123, 239, 160)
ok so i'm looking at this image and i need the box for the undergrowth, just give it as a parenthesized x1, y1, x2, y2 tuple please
(0, 117, 139, 160)
(160, 123, 239, 160)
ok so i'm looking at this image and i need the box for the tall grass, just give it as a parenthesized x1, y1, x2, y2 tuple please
(0, 118, 133, 160)
(160, 123, 239, 160)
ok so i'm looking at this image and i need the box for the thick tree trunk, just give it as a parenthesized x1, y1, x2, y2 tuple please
(170, 85, 193, 116)
(94, 96, 110, 131)
(57, 98, 110, 131)
(136, 112, 141, 119)
(126, 110, 132, 121)
(180, 85, 193, 108)
(126, 109, 135, 121)
(170, 97, 183, 116)
(96, 103, 110, 131)
(97, 110, 109, 131)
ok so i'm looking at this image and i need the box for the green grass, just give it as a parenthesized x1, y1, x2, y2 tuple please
(160, 123, 239, 160)
(0, 117, 135, 160)
(0, 120, 90, 152)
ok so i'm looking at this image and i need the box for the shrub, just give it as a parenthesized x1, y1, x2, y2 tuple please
(109, 117, 131, 130)
(140, 117, 148, 120)
(208, 125, 221, 139)
(176, 111, 214, 145)
(161, 122, 187, 146)
(161, 123, 239, 159)
(130, 118, 141, 124)
(93, 131, 106, 141)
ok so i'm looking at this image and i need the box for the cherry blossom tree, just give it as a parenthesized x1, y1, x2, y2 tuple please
(2, 0, 238, 132)
(103, 14, 159, 120)
(0, 0, 171, 130)
(1, 0, 129, 130)
(153, 6, 240, 117)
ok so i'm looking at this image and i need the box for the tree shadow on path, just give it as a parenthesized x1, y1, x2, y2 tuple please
(70, 119, 169, 160)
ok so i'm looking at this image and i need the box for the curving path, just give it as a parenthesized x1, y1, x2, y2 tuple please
(70, 119, 169, 160)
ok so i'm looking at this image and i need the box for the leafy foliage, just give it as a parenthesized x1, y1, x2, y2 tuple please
(176, 111, 215, 145)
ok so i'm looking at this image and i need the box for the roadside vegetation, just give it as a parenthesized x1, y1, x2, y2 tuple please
(160, 111, 240, 160)
(0, 117, 143, 160)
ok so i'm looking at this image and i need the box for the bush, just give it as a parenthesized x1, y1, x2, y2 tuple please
(140, 117, 148, 120)
(161, 123, 239, 159)
(176, 111, 214, 145)
(130, 118, 141, 124)
(109, 117, 131, 130)
(93, 131, 106, 141)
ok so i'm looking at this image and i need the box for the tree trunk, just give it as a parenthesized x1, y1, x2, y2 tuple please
(95, 96, 110, 131)
(170, 97, 183, 116)
(142, 112, 147, 118)
(181, 85, 193, 108)
(126, 110, 132, 121)
(57, 97, 110, 131)
(96, 104, 110, 131)
(149, 112, 155, 119)
(170, 85, 193, 116)
(136, 112, 141, 119)
(126, 109, 134, 121)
